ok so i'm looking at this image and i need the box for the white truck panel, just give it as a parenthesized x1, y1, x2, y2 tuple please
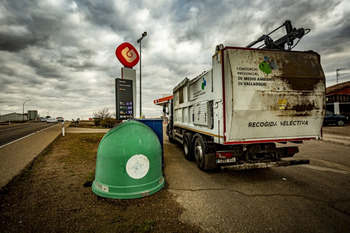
(223, 48, 325, 143)
(173, 47, 325, 145)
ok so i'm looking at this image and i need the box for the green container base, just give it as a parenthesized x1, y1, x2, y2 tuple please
(92, 176, 164, 199)
(92, 120, 164, 199)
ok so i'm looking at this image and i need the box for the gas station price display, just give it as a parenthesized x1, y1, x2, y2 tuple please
(116, 78, 134, 119)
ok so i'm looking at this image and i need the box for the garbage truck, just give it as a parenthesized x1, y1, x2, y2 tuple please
(166, 21, 326, 171)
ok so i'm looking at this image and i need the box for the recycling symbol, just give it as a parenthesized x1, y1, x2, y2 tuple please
(259, 56, 278, 75)
(201, 77, 206, 90)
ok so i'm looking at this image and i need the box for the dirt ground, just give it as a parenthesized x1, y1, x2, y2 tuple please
(0, 133, 200, 232)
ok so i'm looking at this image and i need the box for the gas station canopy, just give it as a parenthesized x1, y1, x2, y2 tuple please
(153, 95, 173, 106)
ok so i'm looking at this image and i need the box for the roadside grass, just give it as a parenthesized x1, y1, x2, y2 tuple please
(69, 120, 102, 128)
(58, 133, 102, 164)
(86, 170, 95, 182)
(0, 133, 201, 232)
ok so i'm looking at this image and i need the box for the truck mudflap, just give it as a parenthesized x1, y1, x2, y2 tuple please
(220, 159, 310, 171)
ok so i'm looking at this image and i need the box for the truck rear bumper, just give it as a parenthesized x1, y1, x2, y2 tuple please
(220, 159, 310, 171)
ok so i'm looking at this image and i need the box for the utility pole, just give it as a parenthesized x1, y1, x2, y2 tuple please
(336, 68, 345, 84)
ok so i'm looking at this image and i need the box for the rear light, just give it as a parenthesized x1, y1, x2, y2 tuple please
(286, 147, 299, 156)
(216, 152, 233, 159)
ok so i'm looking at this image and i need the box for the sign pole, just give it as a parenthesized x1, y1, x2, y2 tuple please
(139, 40, 142, 118)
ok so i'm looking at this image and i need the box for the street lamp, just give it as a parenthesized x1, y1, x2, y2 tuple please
(23, 99, 31, 121)
(137, 31, 147, 118)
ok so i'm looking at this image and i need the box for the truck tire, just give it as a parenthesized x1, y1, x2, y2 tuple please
(168, 134, 175, 143)
(167, 124, 175, 143)
(193, 134, 217, 171)
(183, 132, 194, 161)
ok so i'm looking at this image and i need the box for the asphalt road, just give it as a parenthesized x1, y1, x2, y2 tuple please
(164, 125, 350, 232)
(0, 121, 68, 188)
(0, 122, 57, 147)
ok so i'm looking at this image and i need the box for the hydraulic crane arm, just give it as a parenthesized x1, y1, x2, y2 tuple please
(246, 20, 310, 50)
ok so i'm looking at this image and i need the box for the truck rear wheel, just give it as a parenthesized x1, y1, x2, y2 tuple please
(167, 124, 175, 143)
(168, 134, 175, 143)
(183, 132, 194, 161)
(193, 134, 217, 171)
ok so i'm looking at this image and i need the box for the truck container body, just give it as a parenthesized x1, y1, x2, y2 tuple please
(168, 46, 325, 171)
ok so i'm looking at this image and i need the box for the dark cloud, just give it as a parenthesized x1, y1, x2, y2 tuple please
(0, 33, 43, 52)
(0, 1, 59, 52)
(26, 57, 65, 79)
(73, 0, 142, 42)
(0, 0, 349, 119)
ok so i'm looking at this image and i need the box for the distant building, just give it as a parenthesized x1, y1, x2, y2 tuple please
(0, 112, 27, 122)
(27, 110, 38, 120)
(326, 81, 350, 118)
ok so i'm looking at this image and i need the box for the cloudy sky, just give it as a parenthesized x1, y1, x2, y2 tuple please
(1, 0, 349, 120)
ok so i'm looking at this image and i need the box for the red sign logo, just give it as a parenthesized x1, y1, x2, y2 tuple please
(115, 43, 139, 68)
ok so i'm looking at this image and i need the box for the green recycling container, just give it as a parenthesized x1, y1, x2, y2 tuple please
(92, 120, 164, 199)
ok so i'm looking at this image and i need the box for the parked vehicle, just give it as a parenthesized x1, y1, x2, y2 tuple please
(166, 21, 326, 171)
(42, 116, 51, 122)
(56, 117, 64, 122)
(323, 111, 348, 126)
(47, 118, 58, 123)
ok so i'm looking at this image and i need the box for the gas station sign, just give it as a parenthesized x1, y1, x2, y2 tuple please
(115, 42, 139, 68)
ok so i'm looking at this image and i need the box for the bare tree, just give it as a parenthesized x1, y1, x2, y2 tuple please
(93, 108, 111, 119)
